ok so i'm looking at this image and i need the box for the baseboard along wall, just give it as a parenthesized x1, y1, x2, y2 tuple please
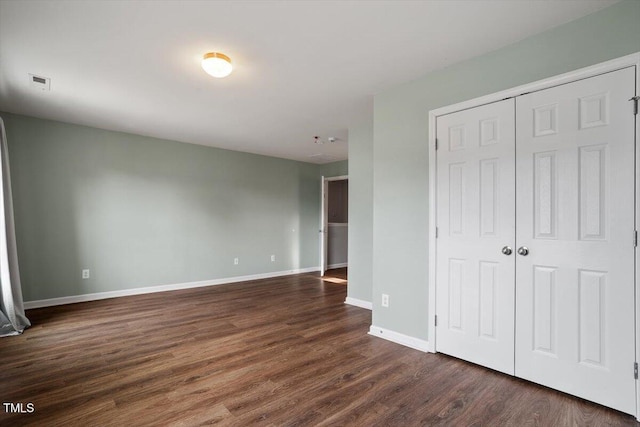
(368, 325, 430, 353)
(344, 297, 372, 310)
(327, 262, 348, 269)
(24, 267, 320, 309)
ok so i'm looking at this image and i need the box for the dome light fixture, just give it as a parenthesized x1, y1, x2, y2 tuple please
(201, 52, 233, 78)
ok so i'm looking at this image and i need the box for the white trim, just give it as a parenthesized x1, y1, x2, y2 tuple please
(320, 175, 328, 276)
(634, 55, 640, 423)
(328, 222, 348, 227)
(428, 53, 640, 416)
(325, 175, 348, 181)
(328, 262, 348, 269)
(24, 267, 320, 309)
(427, 105, 438, 353)
(344, 297, 372, 310)
(368, 325, 430, 352)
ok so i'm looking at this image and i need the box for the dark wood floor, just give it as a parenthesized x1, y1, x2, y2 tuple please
(326, 267, 347, 280)
(1, 271, 637, 426)
(322, 267, 347, 284)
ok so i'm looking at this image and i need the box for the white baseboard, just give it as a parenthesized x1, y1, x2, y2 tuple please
(24, 267, 320, 310)
(368, 325, 430, 352)
(327, 262, 348, 269)
(344, 297, 372, 310)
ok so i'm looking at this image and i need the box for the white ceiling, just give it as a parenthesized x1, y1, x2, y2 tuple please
(0, 0, 618, 164)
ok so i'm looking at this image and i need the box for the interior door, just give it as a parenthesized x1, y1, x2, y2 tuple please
(515, 67, 636, 414)
(436, 98, 516, 375)
(320, 176, 328, 276)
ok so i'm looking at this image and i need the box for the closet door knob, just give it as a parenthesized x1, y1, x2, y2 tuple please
(517, 246, 529, 256)
(501, 246, 512, 255)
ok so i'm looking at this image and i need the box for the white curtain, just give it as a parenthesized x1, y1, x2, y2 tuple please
(0, 116, 30, 336)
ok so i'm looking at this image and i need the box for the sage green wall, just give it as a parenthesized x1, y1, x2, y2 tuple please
(371, 0, 640, 340)
(347, 117, 373, 303)
(319, 160, 348, 178)
(3, 112, 337, 302)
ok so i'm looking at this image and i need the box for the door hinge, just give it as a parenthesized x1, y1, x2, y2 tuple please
(435, 227, 439, 238)
(634, 362, 638, 379)
(631, 96, 639, 115)
(435, 139, 439, 150)
(634, 230, 638, 247)
(434, 315, 438, 327)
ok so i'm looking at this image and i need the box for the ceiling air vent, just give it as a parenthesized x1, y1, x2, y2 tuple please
(29, 74, 50, 91)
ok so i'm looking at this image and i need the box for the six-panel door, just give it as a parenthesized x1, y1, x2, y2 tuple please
(515, 67, 636, 414)
(435, 66, 637, 414)
(436, 98, 516, 375)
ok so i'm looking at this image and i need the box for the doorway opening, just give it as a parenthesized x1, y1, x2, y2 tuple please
(321, 267, 347, 284)
(320, 175, 348, 277)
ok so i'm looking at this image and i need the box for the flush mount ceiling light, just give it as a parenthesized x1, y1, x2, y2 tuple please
(201, 52, 233, 78)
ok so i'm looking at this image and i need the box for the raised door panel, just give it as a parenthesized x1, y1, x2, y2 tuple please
(436, 98, 516, 375)
(515, 67, 636, 415)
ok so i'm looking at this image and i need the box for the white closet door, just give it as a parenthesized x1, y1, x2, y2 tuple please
(515, 67, 636, 414)
(436, 99, 516, 375)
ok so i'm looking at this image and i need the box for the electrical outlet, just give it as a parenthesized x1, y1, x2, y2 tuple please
(234, 257, 239, 265)
(382, 294, 389, 308)
(271, 255, 276, 262)
(82, 269, 90, 279)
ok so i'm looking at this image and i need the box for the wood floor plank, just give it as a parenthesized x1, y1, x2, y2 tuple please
(0, 269, 637, 426)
